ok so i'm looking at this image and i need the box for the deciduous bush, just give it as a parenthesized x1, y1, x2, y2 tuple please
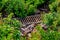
(36, 25, 60, 40)
(0, 0, 45, 18)
(0, 13, 22, 40)
(49, 0, 59, 12)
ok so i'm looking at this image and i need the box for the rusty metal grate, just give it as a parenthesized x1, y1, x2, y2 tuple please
(20, 14, 41, 24)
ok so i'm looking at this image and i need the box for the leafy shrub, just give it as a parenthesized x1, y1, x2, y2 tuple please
(0, 0, 9, 11)
(0, 24, 20, 40)
(49, 0, 59, 12)
(36, 25, 60, 40)
(42, 11, 60, 30)
(0, 0, 45, 18)
(43, 12, 55, 26)
(25, 0, 45, 15)
(0, 13, 22, 40)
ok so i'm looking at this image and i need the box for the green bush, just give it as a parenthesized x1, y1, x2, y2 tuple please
(49, 0, 59, 12)
(43, 12, 56, 26)
(0, 0, 59, 18)
(36, 25, 60, 40)
(42, 11, 60, 30)
(0, 13, 22, 40)
(0, 24, 20, 40)
(0, 0, 45, 18)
